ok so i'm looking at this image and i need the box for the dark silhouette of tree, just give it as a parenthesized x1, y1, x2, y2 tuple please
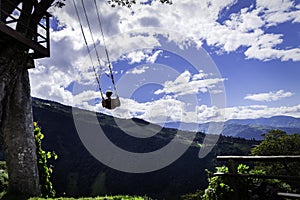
(0, 1, 60, 196)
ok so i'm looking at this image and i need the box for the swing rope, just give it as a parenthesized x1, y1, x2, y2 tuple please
(73, 0, 119, 100)
(93, 0, 119, 97)
(72, 0, 105, 100)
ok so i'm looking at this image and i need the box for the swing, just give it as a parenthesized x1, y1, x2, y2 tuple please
(101, 90, 120, 110)
(73, 0, 120, 110)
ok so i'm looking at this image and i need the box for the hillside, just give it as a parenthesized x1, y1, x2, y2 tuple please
(165, 116, 300, 140)
(31, 98, 258, 200)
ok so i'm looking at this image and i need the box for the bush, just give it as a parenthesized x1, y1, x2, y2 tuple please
(251, 130, 300, 192)
(180, 189, 204, 200)
(0, 161, 8, 196)
(34, 122, 58, 197)
(202, 164, 291, 200)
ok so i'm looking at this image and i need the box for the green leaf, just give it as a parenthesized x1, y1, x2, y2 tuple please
(47, 152, 51, 159)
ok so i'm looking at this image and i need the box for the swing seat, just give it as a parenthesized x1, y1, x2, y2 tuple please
(102, 97, 121, 110)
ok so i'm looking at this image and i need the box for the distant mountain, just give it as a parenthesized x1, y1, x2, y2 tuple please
(226, 116, 300, 128)
(31, 98, 257, 199)
(165, 116, 300, 140)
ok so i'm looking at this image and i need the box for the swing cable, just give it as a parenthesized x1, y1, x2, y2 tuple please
(93, 0, 119, 97)
(72, 0, 105, 100)
(80, 0, 109, 80)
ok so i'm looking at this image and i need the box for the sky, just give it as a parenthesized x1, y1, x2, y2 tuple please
(28, 0, 300, 125)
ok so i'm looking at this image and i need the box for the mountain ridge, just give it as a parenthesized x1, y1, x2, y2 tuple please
(164, 116, 300, 140)
(31, 97, 258, 199)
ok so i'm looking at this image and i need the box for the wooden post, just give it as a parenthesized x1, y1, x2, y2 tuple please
(228, 159, 239, 200)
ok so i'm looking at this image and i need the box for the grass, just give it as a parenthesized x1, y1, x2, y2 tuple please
(0, 194, 148, 200)
(29, 196, 147, 200)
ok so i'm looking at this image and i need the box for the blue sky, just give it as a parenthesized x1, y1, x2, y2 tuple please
(29, 0, 300, 124)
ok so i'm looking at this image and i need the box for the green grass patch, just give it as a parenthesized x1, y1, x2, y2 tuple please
(0, 193, 147, 200)
(28, 195, 147, 200)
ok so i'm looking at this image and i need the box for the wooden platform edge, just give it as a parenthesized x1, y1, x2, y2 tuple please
(0, 22, 49, 58)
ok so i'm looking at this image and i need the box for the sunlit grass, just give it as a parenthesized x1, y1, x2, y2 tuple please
(29, 196, 147, 200)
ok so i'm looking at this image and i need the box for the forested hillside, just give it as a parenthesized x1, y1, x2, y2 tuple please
(30, 98, 258, 199)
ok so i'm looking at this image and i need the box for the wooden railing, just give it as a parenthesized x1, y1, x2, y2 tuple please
(215, 155, 300, 200)
(0, 0, 50, 59)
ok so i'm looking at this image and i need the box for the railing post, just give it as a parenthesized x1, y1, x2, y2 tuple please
(228, 159, 238, 174)
(228, 159, 239, 200)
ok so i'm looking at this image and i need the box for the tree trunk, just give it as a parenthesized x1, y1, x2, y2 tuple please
(0, 0, 55, 196)
(0, 44, 40, 196)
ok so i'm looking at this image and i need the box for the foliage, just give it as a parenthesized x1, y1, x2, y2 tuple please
(251, 129, 300, 192)
(251, 129, 300, 156)
(53, 0, 66, 8)
(194, 129, 299, 199)
(202, 164, 290, 200)
(0, 161, 8, 197)
(202, 166, 233, 200)
(180, 189, 204, 200)
(34, 122, 58, 198)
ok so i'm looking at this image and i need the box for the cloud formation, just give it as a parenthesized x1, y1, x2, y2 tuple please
(126, 66, 150, 74)
(154, 70, 226, 96)
(73, 95, 300, 124)
(122, 50, 163, 64)
(244, 90, 294, 102)
(28, 0, 300, 125)
(116, 0, 300, 61)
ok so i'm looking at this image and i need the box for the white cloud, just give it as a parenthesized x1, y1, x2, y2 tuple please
(154, 70, 226, 96)
(73, 90, 100, 105)
(125, 50, 152, 64)
(94, 96, 187, 123)
(116, 0, 299, 61)
(126, 66, 150, 74)
(245, 45, 300, 61)
(256, 0, 297, 26)
(29, 65, 74, 105)
(224, 7, 265, 32)
(223, 104, 300, 120)
(244, 90, 294, 102)
(146, 50, 163, 63)
(122, 49, 163, 64)
(192, 70, 207, 80)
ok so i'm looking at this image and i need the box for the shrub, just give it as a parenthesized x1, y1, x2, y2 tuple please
(34, 122, 58, 197)
(0, 161, 8, 196)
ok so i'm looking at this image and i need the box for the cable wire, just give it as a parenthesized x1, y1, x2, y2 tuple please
(73, 0, 119, 100)
(93, 0, 118, 97)
(72, 0, 104, 99)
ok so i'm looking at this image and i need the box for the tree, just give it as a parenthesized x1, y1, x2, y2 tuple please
(251, 129, 300, 191)
(251, 130, 300, 174)
(0, 0, 59, 196)
(0, 0, 170, 197)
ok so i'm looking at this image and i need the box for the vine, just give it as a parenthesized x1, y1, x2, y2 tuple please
(34, 122, 58, 197)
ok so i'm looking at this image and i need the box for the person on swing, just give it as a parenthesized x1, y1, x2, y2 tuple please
(102, 90, 120, 110)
